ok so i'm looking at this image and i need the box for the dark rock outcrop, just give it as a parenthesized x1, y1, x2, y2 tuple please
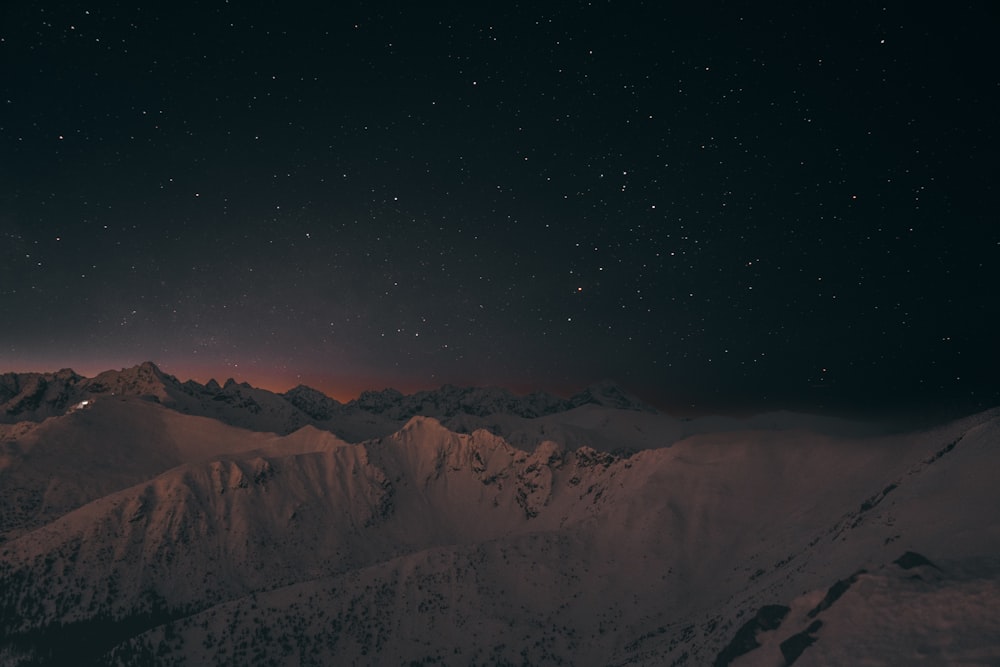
(713, 604, 790, 666)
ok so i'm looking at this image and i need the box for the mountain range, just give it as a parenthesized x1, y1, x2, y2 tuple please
(1, 363, 998, 665)
(1, 362, 655, 440)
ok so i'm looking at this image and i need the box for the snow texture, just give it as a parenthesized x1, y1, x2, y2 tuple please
(1, 363, 998, 665)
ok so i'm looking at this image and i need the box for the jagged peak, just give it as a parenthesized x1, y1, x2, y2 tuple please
(136, 360, 164, 374)
(222, 378, 252, 390)
(54, 368, 84, 381)
(389, 416, 525, 460)
(401, 415, 523, 446)
(382, 416, 462, 455)
(94, 361, 172, 384)
(81, 362, 179, 403)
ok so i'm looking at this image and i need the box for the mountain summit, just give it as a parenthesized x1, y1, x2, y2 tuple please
(85, 361, 177, 402)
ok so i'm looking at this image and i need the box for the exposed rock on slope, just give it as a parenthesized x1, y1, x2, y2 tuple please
(0, 368, 85, 422)
(0, 400, 998, 665)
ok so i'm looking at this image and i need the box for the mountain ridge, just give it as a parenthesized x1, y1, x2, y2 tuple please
(1, 405, 997, 664)
(2, 362, 895, 452)
(2, 363, 998, 664)
(1, 362, 657, 430)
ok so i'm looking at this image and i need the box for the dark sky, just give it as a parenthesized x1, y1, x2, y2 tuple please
(2, 2, 997, 415)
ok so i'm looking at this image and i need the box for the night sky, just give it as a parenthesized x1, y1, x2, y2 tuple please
(2, 3, 997, 415)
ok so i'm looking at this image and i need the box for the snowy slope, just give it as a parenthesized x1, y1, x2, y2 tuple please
(1, 402, 997, 665)
(0, 396, 350, 541)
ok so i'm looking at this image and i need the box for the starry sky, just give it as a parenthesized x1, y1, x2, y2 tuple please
(2, 2, 997, 416)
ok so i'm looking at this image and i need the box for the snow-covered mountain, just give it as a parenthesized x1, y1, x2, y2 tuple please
(0, 362, 315, 434)
(0, 362, 891, 450)
(1, 364, 998, 665)
(1, 363, 656, 442)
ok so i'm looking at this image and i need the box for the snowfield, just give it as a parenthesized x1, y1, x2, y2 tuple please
(1, 364, 998, 665)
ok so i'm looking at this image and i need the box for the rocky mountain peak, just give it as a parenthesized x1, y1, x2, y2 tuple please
(85, 362, 177, 402)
